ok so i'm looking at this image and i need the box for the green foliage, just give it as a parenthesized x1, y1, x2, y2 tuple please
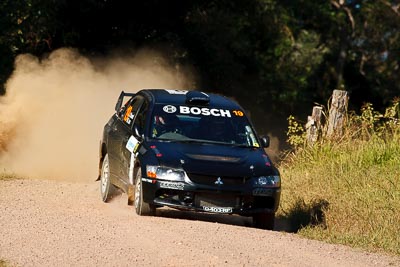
(0, 0, 58, 93)
(347, 99, 400, 140)
(0, 0, 399, 122)
(0, 0, 57, 53)
(286, 115, 306, 148)
(281, 101, 400, 255)
(355, 2, 400, 102)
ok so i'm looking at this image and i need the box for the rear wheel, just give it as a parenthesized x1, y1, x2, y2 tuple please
(134, 168, 155, 216)
(100, 154, 115, 202)
(253, 212, 275, 230)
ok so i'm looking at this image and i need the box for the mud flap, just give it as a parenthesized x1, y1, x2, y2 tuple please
(127, 152, 136, 205)
(127, 184, 135, 206)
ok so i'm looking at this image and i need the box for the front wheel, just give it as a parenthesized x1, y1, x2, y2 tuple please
(253, 212, 275, 230)
(134, 168, 155, 216)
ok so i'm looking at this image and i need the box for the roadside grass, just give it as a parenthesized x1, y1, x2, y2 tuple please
(0, 172, 18, 181)
(278, 101, 400, 255)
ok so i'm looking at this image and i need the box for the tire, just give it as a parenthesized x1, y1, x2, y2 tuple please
(134, 168, 155, 216)
(253, 212, 275, 230)
(100, 154, 114, 202)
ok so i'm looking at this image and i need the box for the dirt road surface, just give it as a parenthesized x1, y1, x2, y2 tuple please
(0, 179, 399, 267)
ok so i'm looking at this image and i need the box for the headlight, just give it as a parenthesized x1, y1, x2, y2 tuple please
(146, 165, 185, 181)
(256, 175, 280, 187)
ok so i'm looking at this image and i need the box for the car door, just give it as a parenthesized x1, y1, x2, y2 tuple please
(106, 97, 143, 186)
(114, 96, 145, 183)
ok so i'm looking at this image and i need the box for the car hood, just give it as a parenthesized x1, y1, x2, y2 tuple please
(147, 140, 275, 177)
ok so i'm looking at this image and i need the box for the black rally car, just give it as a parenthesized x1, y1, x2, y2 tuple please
(98, 89, 281, 229)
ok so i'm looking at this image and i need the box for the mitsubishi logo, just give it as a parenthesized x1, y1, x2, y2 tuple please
(214, 177, 224, 185)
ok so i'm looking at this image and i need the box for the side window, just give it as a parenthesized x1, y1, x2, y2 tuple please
(121, 97, 143, 126)
(118, 99, 131, 119)
(133, 101, 148, 133)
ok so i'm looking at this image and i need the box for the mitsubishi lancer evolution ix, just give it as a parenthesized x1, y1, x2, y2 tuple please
(98, 89, 281, 229)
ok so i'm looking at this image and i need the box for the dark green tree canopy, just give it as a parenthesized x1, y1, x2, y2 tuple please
(1, 0, 399, 132)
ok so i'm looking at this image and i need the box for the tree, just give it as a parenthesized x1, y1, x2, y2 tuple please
(0, 0, 58, 94)
(0, 0, 398, 120)
(278, 0, 400, 110)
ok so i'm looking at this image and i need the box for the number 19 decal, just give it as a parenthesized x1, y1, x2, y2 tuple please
(232, 110, 244, 117)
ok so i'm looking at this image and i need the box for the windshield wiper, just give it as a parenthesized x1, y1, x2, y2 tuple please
(179, 139, 253, 148)
(156, 138, 254, 148)
(176, 139, 212, 144)
(229, 143, 254, 148)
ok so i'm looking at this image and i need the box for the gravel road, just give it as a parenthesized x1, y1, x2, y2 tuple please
(0, 178, 399, 267)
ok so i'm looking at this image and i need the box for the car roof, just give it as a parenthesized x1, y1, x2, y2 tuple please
(138, 89, 241, 109)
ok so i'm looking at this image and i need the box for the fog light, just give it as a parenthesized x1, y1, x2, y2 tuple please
(183, 192, 194, 204)
(257, 175, 280, 187)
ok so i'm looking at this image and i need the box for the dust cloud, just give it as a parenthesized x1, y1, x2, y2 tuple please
(0, 48, 195, 182)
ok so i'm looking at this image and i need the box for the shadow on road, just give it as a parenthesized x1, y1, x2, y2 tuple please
(155, 208, 294, 232)
(102, 187, 291, 231)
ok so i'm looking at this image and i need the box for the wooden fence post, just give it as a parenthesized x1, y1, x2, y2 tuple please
(306, 106, 323, 145)
(327, 90, 349, 137)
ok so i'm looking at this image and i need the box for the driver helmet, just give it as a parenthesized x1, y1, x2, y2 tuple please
(154, 114, 180, 132)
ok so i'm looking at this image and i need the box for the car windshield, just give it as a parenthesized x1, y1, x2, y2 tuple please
(149, 104, 260, 147)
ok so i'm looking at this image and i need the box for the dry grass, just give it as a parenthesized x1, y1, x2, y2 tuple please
(278, 101, 400, 255)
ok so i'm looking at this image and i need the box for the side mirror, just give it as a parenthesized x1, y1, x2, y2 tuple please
(260, 136, 270, 148)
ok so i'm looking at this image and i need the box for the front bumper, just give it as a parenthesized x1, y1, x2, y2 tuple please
(141, 177, 281, 215)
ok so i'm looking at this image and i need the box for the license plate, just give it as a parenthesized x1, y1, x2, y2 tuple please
(202, 206, 233, 213)
(159, 181, 185, 190)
